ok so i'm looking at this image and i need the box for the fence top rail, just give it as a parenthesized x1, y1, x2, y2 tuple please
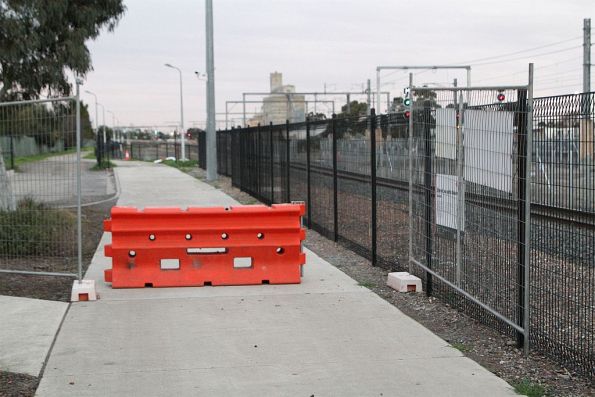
(411, 85, 529, 91)
(0, 96, 76, 107)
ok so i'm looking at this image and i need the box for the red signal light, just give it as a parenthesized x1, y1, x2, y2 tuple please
(404, 110, 411, 118)
(497, 93, 505, 102)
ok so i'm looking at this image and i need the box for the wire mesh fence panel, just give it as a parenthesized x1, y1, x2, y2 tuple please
(216, 131, 232, 176)
(288, 122, 307, 208)
(308, 120, 335, 239)
(0, 98, 80, 277)
(531, 92, 594, 377)
(336, 116, 372, 258)
(272, 125, 288, 203)
(376, 113, 411, 271)
(410, 87, 530, 343)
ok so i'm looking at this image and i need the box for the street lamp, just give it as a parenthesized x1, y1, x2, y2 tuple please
(85, 90, 99, 135)
(165, 63, 186, 160)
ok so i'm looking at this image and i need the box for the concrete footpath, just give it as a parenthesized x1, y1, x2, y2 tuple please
(36, 161, 516, 396)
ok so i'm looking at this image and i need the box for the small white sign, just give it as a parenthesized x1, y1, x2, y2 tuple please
(435, 108, 457, 160)
(436, 174, 464, 231)
(463, 110, 514, 193)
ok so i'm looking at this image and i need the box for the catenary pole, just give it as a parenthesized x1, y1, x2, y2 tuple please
(205, 0, 217, 180)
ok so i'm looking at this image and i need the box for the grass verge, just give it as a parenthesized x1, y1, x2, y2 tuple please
(513, 379, 546, 397)
(11, 147, 93, 170)
(162, 159, 198, 172)
(0, 198, 76, 257)
(91, 160, 117, 170)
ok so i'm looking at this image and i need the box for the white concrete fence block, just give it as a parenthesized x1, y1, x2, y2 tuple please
(386, 272, 422, 293)
(71, 279, 97, 302)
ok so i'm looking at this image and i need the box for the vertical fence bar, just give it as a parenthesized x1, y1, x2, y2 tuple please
(270, 121, 274, 205)
(516, 87, 529, 348)
(75, 82, 83, 282)
(332, 114, 338, 242)
(455, 90, 464, 287)
(423, 100, 433, 296)
(286, 119, 290, 203)
(256, 124, 261, 198)
(408, 74, 414, 274)
(370, 109, 378, 266)
(523, 64, 534, 355)
(306, 117, 312, 228)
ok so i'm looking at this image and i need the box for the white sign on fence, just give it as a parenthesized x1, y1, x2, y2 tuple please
(436, 174, 463, 231)
(435, 108, 457, 160)
(463, 109, 514, 193)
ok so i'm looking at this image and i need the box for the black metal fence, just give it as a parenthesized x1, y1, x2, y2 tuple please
(120, 138, 206, 168)
(216, 91, 594, 379)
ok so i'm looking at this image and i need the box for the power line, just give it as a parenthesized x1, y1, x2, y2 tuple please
(471, 45, 582, 67)
(454, 36, 582, 64)
(472, 57, 582, 83)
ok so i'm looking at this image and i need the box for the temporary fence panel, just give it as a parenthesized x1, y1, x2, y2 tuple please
(0, 96, 82, 279)
(408, 86, 532, 349)
(103, 203, 306, 288)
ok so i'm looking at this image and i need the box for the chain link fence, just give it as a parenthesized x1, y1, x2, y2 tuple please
(0, 96, 83, 279)
(216, 89, 594, 378)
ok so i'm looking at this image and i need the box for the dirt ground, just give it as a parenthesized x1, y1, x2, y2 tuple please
(0, 199, 116, 301)
(0, 372, 38, 397)
(188, 168, 594, 397)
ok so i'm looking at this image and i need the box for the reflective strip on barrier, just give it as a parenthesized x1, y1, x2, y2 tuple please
(103, 203, 306, 288)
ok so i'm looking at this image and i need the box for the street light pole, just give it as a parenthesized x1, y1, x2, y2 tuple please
(165, 63, 186, 160)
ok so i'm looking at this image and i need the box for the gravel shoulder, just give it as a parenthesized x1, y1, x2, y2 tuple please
(186, 166, 594, 397)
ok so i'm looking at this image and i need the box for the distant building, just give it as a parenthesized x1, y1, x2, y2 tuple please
(247, 72, 306, 126)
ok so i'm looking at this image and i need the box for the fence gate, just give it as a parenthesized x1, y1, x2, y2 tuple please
(0, 94, 83, 280)
(408, 83, 533, 348)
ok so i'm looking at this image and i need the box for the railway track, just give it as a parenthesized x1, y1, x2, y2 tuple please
(283, 162, 595, 228)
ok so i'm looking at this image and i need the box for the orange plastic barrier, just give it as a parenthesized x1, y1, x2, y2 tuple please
(103, 203, 306, 288)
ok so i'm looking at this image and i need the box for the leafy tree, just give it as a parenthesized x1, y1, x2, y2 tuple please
(339, 101, 368, 118)
(306, 112, 326, 121)
(0, 0, 126, 100)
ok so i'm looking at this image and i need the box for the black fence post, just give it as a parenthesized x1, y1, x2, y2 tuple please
(306, 117, 312, 229)
(332, 114, 338, 242)
(174, 132, 178, 161)
(269, 121, 274, 205)
(423, 100, 433, 296)
(516, 88, 528, 348)
(240, 128, 245, 191)
(370, 109, 377, 267)
(256, 124, 261, 198)
(286, 119, 291, 203)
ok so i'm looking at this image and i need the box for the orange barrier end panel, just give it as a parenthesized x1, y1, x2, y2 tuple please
(103, 203, 306, 288)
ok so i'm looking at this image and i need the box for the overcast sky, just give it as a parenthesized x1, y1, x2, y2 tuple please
(82, 0, 592, 130)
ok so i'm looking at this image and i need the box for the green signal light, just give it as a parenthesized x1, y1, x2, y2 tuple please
(404, 98, 412, 107)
